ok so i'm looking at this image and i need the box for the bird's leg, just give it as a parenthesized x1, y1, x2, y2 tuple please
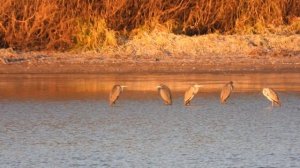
(272, 101, 274, 107)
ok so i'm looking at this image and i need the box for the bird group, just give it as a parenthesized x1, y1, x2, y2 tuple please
(109, 81, 281, 107)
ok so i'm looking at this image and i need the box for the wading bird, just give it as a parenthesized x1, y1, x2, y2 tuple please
(157, 84, 172, 105)
(220, 81, 234, 104)
(184, 84, 203, 106)
(109, 85, 127, 106)
(262, 88, 281, 107)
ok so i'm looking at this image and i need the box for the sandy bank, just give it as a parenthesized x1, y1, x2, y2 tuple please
(0, 33, 299, 73)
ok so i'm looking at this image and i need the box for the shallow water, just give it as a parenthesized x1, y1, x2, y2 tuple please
(0, 73, 300, 167)
(0, 72, 300, 100)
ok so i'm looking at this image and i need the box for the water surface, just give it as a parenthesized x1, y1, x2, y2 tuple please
(0, 73, 299, 167)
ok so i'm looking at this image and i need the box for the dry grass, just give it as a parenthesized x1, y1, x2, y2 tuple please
(0, 0, 299, 51)
(74, 18, 117, 52)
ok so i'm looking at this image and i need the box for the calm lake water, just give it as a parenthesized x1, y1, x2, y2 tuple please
(0, 73, 299, 167)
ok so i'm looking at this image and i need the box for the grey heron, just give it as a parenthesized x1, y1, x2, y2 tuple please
(157, 84, 172, 105)
(262, 88, 281, 107)
(220, 81, 234, 104)
(109, 85, 127, 106)
(184, 84, 203, 106)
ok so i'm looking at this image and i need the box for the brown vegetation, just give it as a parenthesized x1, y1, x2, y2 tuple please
(0, 0, 299, 51)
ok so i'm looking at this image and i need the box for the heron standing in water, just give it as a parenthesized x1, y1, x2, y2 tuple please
(109, 85, 127, 106)
(220, 81, 234, 104)
(184, 84, 203, 106)
(262, 88, 281, 107)
(157, 84, 172, 105)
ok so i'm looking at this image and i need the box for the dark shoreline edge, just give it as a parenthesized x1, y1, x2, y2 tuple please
(0, 62, 299, 74)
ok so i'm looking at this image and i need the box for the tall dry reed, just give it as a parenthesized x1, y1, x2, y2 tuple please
(0, 0, 299, 51)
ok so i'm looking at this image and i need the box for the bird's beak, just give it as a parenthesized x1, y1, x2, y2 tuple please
(121, 85, 127, 88)
(156, 85, 161, 89)
(195, 85, 203, 88)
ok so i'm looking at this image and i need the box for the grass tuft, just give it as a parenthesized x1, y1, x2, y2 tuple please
(74, 19, 117, 51)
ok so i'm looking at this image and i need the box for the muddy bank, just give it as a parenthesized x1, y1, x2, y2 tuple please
(0, 34, 299, 73)
(0, 61, 300, 74)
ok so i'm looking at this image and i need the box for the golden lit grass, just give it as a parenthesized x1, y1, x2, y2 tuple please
(0, 0, 299, 51)
(74, 19, 117, 52)
(101, 32, 300, 61)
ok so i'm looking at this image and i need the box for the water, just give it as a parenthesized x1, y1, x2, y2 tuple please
(0, 73, 300, 167)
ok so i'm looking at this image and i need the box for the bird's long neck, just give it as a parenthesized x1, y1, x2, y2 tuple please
(230, 84, 234, 90)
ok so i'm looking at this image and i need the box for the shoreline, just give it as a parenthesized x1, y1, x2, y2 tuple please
(1, 52, 299, 74)
(1, 61, 299, 74)
(1, 34, 299, 74)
